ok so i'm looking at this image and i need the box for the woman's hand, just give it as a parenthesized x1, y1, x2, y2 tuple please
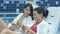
(21, 25, 30, 32)
(10, 23, 19, 31)
(25, 26, 36, 34)
(25, 26, 30, 31)
(21, 25, 26, 32)
(22, 26, 36, 34)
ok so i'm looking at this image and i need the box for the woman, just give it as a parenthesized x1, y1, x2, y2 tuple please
(0, 3, 33, 34)
(23, 7, 49, 34)
(9, 3, 34, 31)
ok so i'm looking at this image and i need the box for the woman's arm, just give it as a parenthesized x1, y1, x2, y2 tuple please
(1, 28, 18, 34)
(0, 19, 8, 32)
(9, 14, 25, 31)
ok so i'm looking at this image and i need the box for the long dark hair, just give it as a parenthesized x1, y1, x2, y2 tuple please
(34, 7, 49, 18)
(24, 3, 33, 20)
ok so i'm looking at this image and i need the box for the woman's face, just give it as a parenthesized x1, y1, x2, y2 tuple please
(33, 10, 43, 21)
(24, 7, 31, 17)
